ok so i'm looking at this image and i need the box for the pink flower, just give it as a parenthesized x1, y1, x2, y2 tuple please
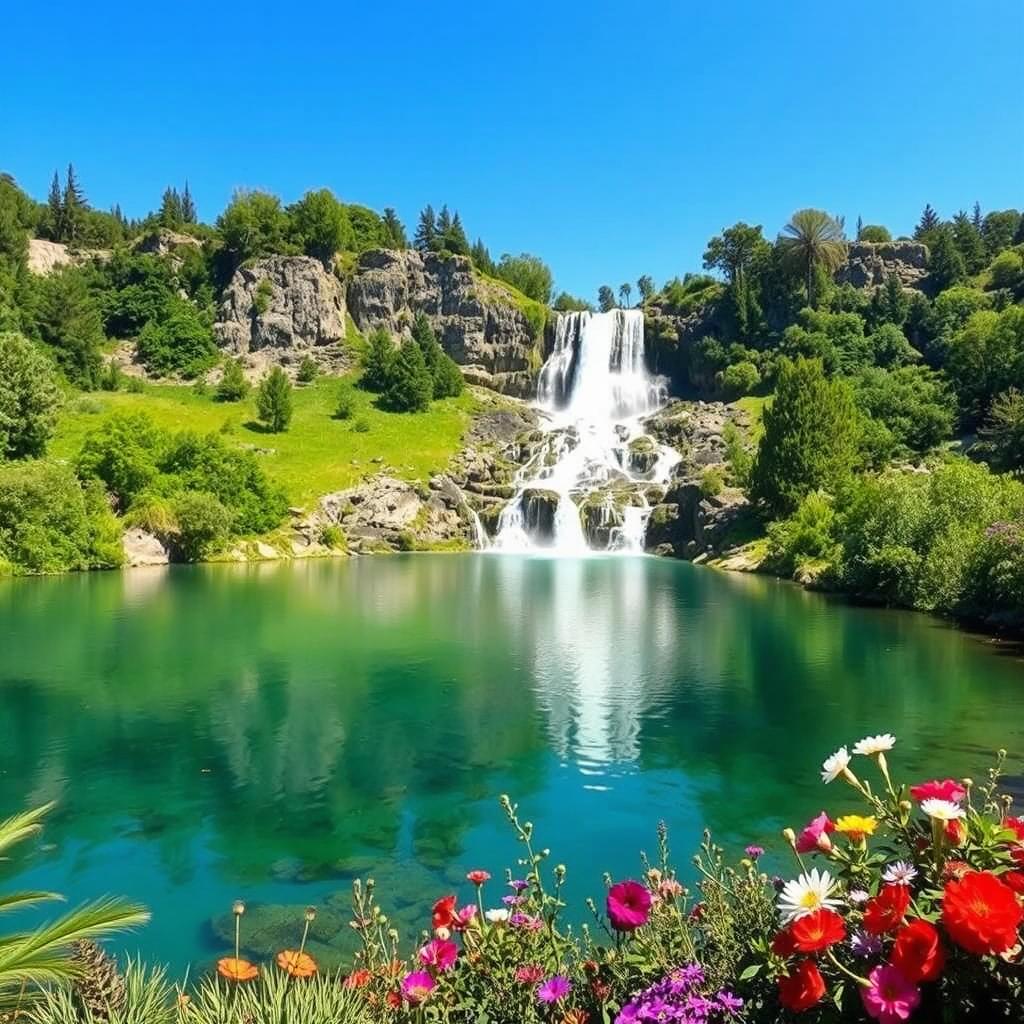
(453, 905, 477, 930)
(418, 939, 458, 972)
(509, 912, 544, 931)
(466, 870, 491, 885)
(909, 779, 967, 804)
(515, 964, 544, 984)
(606, 880, 652, 931)
(658, 878, 684, 899)
(795, 812, 836, 854)
(537, 975, 571, 1003)
(401, 970, 436, 1005)
(860, 965, 920, 1024)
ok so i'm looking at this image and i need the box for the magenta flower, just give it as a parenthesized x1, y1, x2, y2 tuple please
(537, 975, 571, 1003)
(509, 912, 544, 931)
(745, 845, 764, 859)
(795, 812, 835, 854)
(453, 904, 477, 930)
(515, 964, 544, 984)
(508, 879, 529, 892)
(860, 965, 921, 1024)
(401, 970, 436, 1005)
(607, 880, 652, 931)
(418, 938, 458, 972)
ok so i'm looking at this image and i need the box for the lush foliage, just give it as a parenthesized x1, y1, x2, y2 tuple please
(0, 331, 62, 459)
(256, 367, 294, 432)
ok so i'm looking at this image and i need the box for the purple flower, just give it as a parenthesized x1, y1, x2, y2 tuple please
(508, 878, 529, 892)
(744, 845, 764, 859)
(717, 991, 743, 1013)
(850, 929, 883, 958)
(501, 894, 523, 907)
(537, 975, 570, 1003)
(509, 912, 543, 931)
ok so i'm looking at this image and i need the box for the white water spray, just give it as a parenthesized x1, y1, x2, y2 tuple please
(489, 310, 678, 554)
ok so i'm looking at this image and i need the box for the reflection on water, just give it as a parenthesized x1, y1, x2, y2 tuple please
(0, 555, 1022, 968)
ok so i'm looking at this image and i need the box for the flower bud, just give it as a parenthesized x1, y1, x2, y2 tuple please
(305, 906, 317, 922)
(232, 900, 246, 917)
(961, 778, 973, 790)
(435, 926, 450, 940)
(782, 828, 796, 846)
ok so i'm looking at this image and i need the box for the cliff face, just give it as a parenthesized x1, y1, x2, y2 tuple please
(835, 240, 929, 291)
(346, 249, 541, 397)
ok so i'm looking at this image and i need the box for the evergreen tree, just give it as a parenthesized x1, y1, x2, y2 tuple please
(289, 188, 349, 263)
(870, 274, 910, 329)
(444, 211, 469, 255)
(412, 312, 440, 382)
(47, 170, 64, 241)
(216, 357, 249, 402)
(414, 205, 437, 252)
(62, 164, 87, 244)
(381, 207, 407, 248)
(181, 181, 197, 223)
(856, 215, 863, 240)
(436, 205, 453, 237)
(360, 328, 395, 392)
(471, 238, 494, 275)
(256, 366, 293, 432)
(412, 312, 463, 399)
(159, 187, 183, 227)
(914, 204, 940, 241)
(972, 202, 983, 232)
(951, 211, 986, 274)
(382, 337, 433, 412)
(750, 356, 860, 516)
(598, 285, 615, 312)
(928, 225, 966, 291)
(33, 268, 104, 388)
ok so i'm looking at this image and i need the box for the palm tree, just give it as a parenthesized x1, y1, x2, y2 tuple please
(0, 803, 149, 1010)
(778, 209, 847, 308)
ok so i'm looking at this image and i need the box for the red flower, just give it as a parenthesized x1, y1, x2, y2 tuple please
(606, 880, 652, 932)
(909, 779, 967, 804)
(431, 895, 458, 930)
(1004, 817, 1024, 841)
(343, 968, 372, 988)
(863, 884, 911, 935)
(771, 928, 798, 957)
(891, 920, 946, 983)
(943, 860, 971, 881)
(788, 909, 846, 953)
(1003, 871, 1024, 895)
(943, 871, 1024, 955)
(944, 819, 966, 846)
(466, 870, 491, 886)
(777, 959, 826, 1012)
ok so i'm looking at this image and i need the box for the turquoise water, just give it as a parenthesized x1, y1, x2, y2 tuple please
(1, 555, 1022, 972)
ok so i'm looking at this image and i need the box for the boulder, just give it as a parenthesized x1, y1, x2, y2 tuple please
(26, 239, 111, 276)
(645, 480, 750, 559)
(214, 256, 348, 370)
(132, 228, 202, 265)
(517, 488, 561, 545)
(346, 249, 541, 397)
(835, 241, 929, 291)
(121, 528, 169, 567)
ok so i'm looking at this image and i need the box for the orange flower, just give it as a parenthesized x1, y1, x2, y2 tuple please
(217, 957, 258, 982)
(942, 871, 1024, 955)
(276, 949, 317, 978)
(562, 1011, 589, 1024)
(787, 908, 846, 953)
(344, 968, 372, 988)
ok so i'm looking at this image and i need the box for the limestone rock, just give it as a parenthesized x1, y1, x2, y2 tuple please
(346, 249, 541, 397)
(132, 228, 202, 265)
(643, 400, 747, 470)
(835, 241, 929, 291)
(646, 480, 750, 559)
(26, 239, 111, 276)
(214, 256, 348, 372)
(121, 528, 169, 567)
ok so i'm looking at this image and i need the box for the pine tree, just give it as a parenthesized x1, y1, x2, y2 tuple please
(62, 163, 87, 243)
(928, 225, 966, 291)
(471, 238, 494, 275)
(382, 336, 433, 412)
(414, 205, 437, 252)
(181, 181, 197, 223)
(445, 211, 469, 255)
(972, 202, 983, 232)
(436, 205, 453, 237)
(160, 187, 183, 227)
(914, 204, 940, 241)
(216, 357, 249, 401)
(256, 366, 293, 432)
(856, 215, 863, 240)
(951, 211, 986, 274)
(361, 328, 396, 392)
(47, 170, 64, 241)
(382, 207, 407, 248)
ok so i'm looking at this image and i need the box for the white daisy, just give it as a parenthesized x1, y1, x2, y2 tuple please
(821, 746, 851, 784)
(882, 861, 918, 886)
(778, 868, 841, 923)
(853, 734, 896, 757)
(847, 889, 870, 905)
(484, 908, 509, 924)
(921, 798, 965, 822)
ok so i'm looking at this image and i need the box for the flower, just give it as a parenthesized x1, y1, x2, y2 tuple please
(853, 734, 895, 756)
(909, 779, 967, 804)
(882, 861, 918, 886)
(232, 900, 246, 917)
(276, 950, 316, 978)
(658, 878, 683, 899)
(891, 920, 945, 983)
(418, 938, 458, 972)
(562, 1011, 589, 1024)
(401, 971, 436, 1005)
(217, 958, 258, 982)
(431, 895, 457, 930)
(343, 968, 372, 988)
(453, 905, 477, 930)
(466, 869, 491, 885)
(537, 976, 571, 1003)
(717, 990, 743, 1013)
(863, 884, 911, 935)
(821, 746, 851, 783)
(509, 912, 544, 931)
(745, 845, 764, 859)
(771, 928, 797, 957)
(787, 908, 846, 953)
(1003, 870, 1024, 895)
(945, 818, 966, 845)
(502, 894, 523, 907)
(778, 869, 840, 923)
(606, 880, 653, 931)
(795, 812, 836, 854)
(850, 930, 883, 958)
(835, 814, 878, 843)
(942, 870, 1024, 955)
(515, 964, 544, 984)
(848, 889, 870, 905)
(920, 798, 965, 822)
(1004, 816, 1024, 841)
(508, 878, 529, 892)
(777, 959, 826, 1012)
(860, 965, 920, 1024)
(485, 908, 509, 924)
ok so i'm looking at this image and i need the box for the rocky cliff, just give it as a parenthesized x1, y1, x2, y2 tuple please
(346, 249, 542, 397)
(835, 240, 929, 291)
(214, 256, 350, 373)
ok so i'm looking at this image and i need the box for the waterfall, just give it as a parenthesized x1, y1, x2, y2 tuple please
(491, 310, 678, 555)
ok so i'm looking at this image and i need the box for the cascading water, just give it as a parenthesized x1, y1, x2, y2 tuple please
(490, 309, 679, 554)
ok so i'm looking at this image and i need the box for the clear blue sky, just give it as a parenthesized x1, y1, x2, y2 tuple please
(2, 1, 1021, 298)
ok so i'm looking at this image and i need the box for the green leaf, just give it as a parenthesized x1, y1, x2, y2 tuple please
(739, 963, 762, 980)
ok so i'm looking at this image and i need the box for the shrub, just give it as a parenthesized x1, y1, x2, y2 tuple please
(352, 417, 370, 433)
(135, 296, 217, 378)
(77, 411, 165, 509)
(296, 355, 318, 383)
(99, 361, 124, 392)
(334, 384, 356, 419)
(126, 376, 145, 394)
(360, 328, 395, 393)
(989, 248, 1023, 291)
(215, 357, 249, 402)
(700, 466, 724, 497)
(32, 266, 105, 388)
(253, 277, 274, 315)
(766, 490, 839, 574)
(858, 224, 892, 242)
(0, 331, 63, 459)
(256, 366, 293, 432)
(171, 490, 230, 561)
(319, 524, 345, 548)
(381, 338, 432, 413)
(716, 360, 760, 397)
(722, 421, 753, 488)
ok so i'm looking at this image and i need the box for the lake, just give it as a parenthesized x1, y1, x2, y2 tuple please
(1, 555, 1022, 972)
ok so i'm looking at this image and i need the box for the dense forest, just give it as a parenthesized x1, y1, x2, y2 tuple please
(1, 165, 1023, 628)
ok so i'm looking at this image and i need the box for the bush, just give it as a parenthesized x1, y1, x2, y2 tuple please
(32, 266, 105, 388)
(256, 366, 293, 432)
(360, 328, 395, 393)
(990, 248, 1023, 291)
(334, 384, 356, 419)
(172, 490, 230, 561)
(766, 490, 838, 574)
(0, 331, 63, 459)
(215, 357, 249, 402)
(296, 355, 318, 383)
(135, 296, 217, 378)
(253, 277, 274, 315)
(352, 417, 370, 433)
(76, 411, 165, 509)
(381, 338, 432, 412)
(722, 421, 753, 488)
(716, 360, 760, 397)
(491, 252, 553, 304)
(700, 466, 724, 497)
(858, 224, 892, 242)
(853, 365, 956, 455)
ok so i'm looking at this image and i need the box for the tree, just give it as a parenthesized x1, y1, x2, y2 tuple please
(493, 253, 553, 304)
(946, 306, 1024, 423)
(289, 188, 350, 263)
(216, 357, 248, 402)
(951, 211, 986, 274)
(751, 356, 860, 516)
(172, 490, 231, 561)
(33, 267, 105, 388)
(777, 209, 847, 308)
(858, 225, 892, 243)
(412, 312, 462, 399)
(972, 202, 983, 232)
(181, 181, 197, 223)
(381, 207, 407, 248)
(619, 283, 632, 307)
(256, 366, 293, 432)
(414, 205, 437, 252)
(62, 164, 87, 244)
(0, 332, 62, 459)
(979, 388, 1024, 471)
(928, 225, 966, 291)
(471, 239, 494, 275)
(361, 328, 395, 392)
(135, 296, 216, 378)
(597, 285, 615, 312)
(46, 170, 63, 241)
(381, 337, 432, 412)
(553, 292, 593, 312)
(914, 204, 940, 241)
(702, 222, 770, 287)
(439, 211, 469, 255)
(981, 210, 1022, 257)
(637, 275, 655, 303)
(217, 190, 290, 264)
(869, 274, 910, 330)
(159, 187, 183, 227)
(990, 250, 1024, 291)
(853, 365, 956, 454)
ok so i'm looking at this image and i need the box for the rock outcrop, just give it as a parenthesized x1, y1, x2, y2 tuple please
(643, 400, 748, 470)
(346, 249, 541, 397)
(121, 528, 170, 567)
(132, 228, 202, 266)
(835, 241, 929, 291)
(26, 239, 111, 276)
(214, 256, 350, 374)
(645, 479, 751, 560)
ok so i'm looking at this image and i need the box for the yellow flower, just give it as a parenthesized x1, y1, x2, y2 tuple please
(835, 814, 878, 842)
